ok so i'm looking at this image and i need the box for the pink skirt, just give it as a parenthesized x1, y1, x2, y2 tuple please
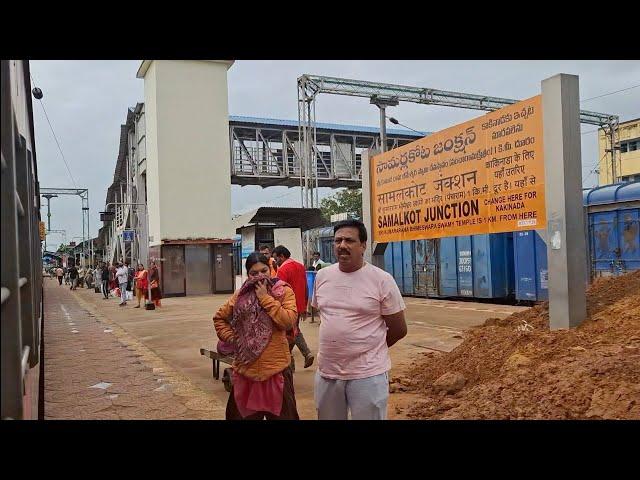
(231, 370, 284, 418)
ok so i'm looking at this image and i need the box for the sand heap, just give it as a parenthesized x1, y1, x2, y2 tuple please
(397, 270, 640, 419)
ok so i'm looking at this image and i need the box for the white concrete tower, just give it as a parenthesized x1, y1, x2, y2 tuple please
(136, 60, 234, 244)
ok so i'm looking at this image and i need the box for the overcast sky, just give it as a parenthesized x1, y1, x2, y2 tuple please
(30, 60, 640, 250)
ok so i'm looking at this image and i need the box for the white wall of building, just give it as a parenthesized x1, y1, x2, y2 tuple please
(133, 105, 149, 265)
(138, 60, 234, 244)
(140, 61, 162, 246)
(274, 228, 303, 265)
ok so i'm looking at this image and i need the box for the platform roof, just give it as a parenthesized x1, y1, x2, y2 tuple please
(233, 207, 325, 233)
(229, 115, 428, 138)
(583, 181, 640, 206)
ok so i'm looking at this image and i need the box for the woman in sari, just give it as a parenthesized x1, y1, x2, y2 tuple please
(149, 261, 162, 307)
(213, 252, 299, 420)
(108, 263, 117, 292)
(133, 263, 148, 308)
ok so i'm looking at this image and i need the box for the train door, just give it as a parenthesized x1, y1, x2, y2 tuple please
(414, 239, 439, 297)
(618, 208, 640, 272)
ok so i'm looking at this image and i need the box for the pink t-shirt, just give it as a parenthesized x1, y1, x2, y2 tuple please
(312, 262, 406, 380)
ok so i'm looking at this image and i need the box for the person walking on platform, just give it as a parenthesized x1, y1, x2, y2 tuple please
(312, 219, 407, 420)
(259, 245, 278, 277)
(272, 245, 315, 370)
(85, 265, 94, 288)
(149, 261, 162, 307)
(68, 264, 79, 291)
(77, 266, 85, 288)
(109, 263, 117, 292)
(116, 262, 129, 306)
(101, 262, 110, 299)
(213, 252, 300, 420)
(125, 262, 135, 292)
(312, 251, 328, 271)
(94, 265, 101, 288)
(133, 263, 148, 308)
(56, 266, 64, 285)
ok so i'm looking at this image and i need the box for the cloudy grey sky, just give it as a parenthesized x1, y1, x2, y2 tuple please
(30, 60, 640, 250)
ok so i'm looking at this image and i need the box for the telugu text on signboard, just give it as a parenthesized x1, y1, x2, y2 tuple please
(371, 95, 545, 243)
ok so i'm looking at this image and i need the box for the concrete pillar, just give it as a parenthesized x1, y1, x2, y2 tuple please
(542, 74, 587, 329)
(361, 148, 386, 267)
(361, 149, 374, 263)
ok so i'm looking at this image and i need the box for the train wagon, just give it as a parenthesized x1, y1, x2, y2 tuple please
(1, 60, 44, 419)
(384, 233, 515, 300)
(514, 181, 640, 301)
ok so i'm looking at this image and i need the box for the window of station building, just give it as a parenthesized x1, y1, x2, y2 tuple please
(620, 138, 639, 153)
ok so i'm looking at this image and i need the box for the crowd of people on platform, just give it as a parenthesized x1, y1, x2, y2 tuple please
(213, 219, 408, 421)
(46, 219, 408, 421)
(50, 260, 163, 308)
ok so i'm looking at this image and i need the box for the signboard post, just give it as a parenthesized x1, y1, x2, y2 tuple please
(541, 74, 586, 329)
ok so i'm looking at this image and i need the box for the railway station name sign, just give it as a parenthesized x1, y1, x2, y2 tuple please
(371, 95, 545, 243)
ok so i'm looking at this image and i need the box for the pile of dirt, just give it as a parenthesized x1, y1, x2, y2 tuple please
(397, 270, 640, 419)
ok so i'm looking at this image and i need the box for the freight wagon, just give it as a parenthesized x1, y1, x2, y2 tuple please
(513, 181, 639, 301)
(310, 182, 638, 303)
(365, 181, 640, 303)
(384, 233, 516, 300)
(1, 60, 44, 419)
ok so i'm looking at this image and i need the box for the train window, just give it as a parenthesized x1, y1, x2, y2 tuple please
(2, 60, 44, 419)
(15, 134, 36, 365)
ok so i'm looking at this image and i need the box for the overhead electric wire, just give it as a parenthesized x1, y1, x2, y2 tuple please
(581, 83, 640, 103)
(582, 152, 609, 186)
(30, 72, 78, 188)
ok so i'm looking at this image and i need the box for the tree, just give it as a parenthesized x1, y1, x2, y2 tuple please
(56, 244, 72, 254)
(320, 188, 362, 222)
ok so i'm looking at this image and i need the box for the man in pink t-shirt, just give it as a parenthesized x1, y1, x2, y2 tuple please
(312, 219, 407, 420)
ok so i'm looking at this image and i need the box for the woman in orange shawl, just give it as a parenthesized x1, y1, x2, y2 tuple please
(213, 252, 299, 420)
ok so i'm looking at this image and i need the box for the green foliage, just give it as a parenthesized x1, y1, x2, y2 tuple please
(320, 189, 362, 222)
(56, 244, 72, 253)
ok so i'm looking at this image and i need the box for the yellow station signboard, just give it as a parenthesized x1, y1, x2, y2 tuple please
(371, 95, 545, 243)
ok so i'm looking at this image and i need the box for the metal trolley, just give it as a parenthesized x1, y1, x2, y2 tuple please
(200, 348, 234, 392)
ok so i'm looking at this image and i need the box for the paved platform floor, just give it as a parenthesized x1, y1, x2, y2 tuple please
(43, 280, 226, 419)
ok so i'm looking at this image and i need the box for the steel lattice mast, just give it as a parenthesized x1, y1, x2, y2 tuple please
(297, 74, 620, 207)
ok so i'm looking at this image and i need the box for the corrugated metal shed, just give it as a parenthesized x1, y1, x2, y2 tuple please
(233, 207, 325, 233)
